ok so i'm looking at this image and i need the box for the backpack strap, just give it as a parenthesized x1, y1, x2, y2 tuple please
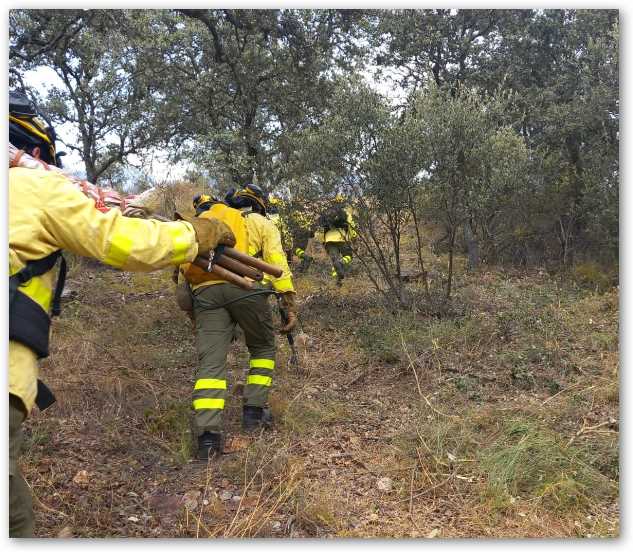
(50, 255, 67, 317)
(9, 250, 67, 318)
(11, 250, 62, 286)
(9, 250, 67, 359)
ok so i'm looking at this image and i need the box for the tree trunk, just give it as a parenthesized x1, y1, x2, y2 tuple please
(445, 227, 456, 300)
(85, 158, 97, 184)
(407, 190, 431, 300)
(463, 219, 479, 271)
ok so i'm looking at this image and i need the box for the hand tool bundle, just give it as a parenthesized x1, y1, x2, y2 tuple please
(9, 143, 157, 215)
(10, 144, 280, 288)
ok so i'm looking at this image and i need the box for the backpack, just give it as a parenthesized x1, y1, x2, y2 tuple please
(321, 206, 348, 230)
(181, 203, 248, 285)
(9, 251, 66, 410)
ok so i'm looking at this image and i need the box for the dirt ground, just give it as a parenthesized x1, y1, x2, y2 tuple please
(22, 251, 619, 538)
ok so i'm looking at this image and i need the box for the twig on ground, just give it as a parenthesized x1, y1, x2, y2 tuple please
(394, 475, 454, 504)
(400, 332, 460, 420)
(542, 383, 596, 405)
(26, 480, 68, 518)
(567, 419, 618, 447)
(408, 467, 423, 534)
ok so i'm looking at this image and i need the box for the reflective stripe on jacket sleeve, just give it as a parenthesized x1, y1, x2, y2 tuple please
(35, 174, 199, 271)
(250, 215, 295, 294)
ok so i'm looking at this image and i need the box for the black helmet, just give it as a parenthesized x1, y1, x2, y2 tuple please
(224, 187, 238, 204)
(193, 193, 214, 210)
(192, 193, 217, 215)
(9, 90, 62, 167)
(232, 183, 268, 214)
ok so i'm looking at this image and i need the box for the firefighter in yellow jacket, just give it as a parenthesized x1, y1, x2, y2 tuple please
(288, 203, 317, 272)
(266, 196, 293, 263)
(315, 195, 357, 286)
(8, 91, 236, 537)
(179, 186, 297, 460)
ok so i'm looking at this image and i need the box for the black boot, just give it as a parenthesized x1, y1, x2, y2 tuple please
(197, 431, 223, 460)
(242, 406, 273, 432)
(333, 260, 345, 286)
(297, 255, 313, 272)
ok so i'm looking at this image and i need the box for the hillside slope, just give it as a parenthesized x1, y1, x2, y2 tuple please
(23, 247, 619, 538)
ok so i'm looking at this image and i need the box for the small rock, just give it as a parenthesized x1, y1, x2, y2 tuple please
(426, 528, 440, 538)
(271, 521, 282, 532)
(56, 526, 74, 538)
(183, 490, 201, 510)
(225, 435, 250, 453)
(219, 490, 233, 501)
(231, 495, 242, 503)
(376, 477, 393, 492)
(72, 470, 90, 486)
(128, 516, 139, 523)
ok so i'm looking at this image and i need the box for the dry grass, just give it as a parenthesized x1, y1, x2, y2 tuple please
(20, 206, 619, 538)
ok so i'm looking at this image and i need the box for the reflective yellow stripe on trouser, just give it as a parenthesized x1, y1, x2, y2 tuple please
(245, 358, 275, 408)
(193, 398, 225, 410)
(192, 378, 226, 428)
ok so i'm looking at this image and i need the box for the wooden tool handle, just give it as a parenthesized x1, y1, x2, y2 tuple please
(150, 213, 170, 222)
(215, 254, 263, 281)
(223, 247, 284, 278)
(191, 256, 254, 290)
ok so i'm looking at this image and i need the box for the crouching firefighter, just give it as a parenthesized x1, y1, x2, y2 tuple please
(178, 190, 298, 460)
(8, 90, 236, 537)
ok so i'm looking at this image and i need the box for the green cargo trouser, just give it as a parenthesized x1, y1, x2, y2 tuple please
(9, 394, 34, 538)
(293, 230, 313, 271)
(325, 241, 353, 280)
(192, 283, 276, 435)
(293, 230, 311, 257)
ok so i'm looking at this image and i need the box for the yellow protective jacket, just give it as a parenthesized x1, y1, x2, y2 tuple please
(315, 205, 357, 244)
(185, 207, 294, 294)
(267, 212, 292, 252)
(9, 167, 199, 413)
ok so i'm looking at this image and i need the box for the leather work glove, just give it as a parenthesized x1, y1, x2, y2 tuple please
(175, 212, 236, 253)
(122, 206, 148, 218)
(279, 292, 298, 334)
